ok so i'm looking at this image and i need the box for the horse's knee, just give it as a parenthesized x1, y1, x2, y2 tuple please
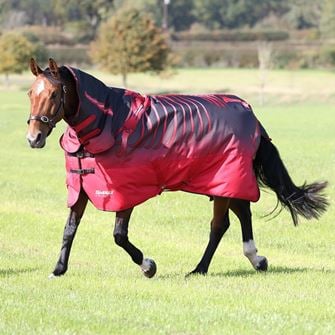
(114, 233, 128, 247)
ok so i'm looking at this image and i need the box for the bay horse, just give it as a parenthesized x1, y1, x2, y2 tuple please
(26, 58, 328, 279)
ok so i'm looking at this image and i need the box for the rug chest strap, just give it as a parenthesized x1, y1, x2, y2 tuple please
(67, 151, 94, 158)
(70, 168, 95, 175)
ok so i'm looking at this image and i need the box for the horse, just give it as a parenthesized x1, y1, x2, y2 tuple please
(26, 58, 328, 279)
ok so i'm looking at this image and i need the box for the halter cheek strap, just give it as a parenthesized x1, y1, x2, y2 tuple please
(27, 84, 67, 131)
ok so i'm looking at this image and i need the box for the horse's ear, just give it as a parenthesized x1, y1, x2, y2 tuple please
(30, 58, 43, 76)
(48, 58, 60, 79)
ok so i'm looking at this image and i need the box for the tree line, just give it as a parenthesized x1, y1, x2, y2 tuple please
(0, 0, 334, 85)
(0, 0, 334, 37)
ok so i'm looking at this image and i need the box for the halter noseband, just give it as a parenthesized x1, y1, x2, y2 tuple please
(27, 84, 67, 131)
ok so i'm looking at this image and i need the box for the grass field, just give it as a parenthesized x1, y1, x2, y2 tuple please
(0, 68, 334, 334)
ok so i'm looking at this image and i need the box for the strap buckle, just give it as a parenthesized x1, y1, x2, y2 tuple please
(70, 168, 95, 175)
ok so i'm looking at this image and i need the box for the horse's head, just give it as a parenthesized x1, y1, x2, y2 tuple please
(26, 58, 67, 148)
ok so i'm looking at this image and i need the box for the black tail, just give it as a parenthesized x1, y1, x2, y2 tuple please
(253, 137, 329, 225)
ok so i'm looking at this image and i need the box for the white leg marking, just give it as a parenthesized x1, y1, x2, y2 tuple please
(243, 240, 264, 269)
(140, 258, 152, 272)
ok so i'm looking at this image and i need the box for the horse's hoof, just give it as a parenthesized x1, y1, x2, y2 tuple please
(185, 268, 207, 278)
(48, 273, 58, 280)
(256, 257, 268, 272)
(141, 258, 157, 278)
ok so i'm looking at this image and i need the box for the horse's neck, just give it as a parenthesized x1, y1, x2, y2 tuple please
(61, 67, 130, 136)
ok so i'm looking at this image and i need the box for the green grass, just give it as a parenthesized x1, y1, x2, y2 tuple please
(0, 69, 335, 334)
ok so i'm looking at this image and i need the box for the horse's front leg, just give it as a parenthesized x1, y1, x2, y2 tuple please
(114, 208, 157, 278)
(188, 197, 230, 276)
(49, 190, 88, 278)
(230, 199, 268, 271)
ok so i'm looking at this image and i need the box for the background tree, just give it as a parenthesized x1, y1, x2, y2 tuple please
(0, 32, 35, 85)
(0, 0, 114, 36)
(192, 0, 287, 30)
(0, 0, 56, 26)
(136, 0, 196, 32)
(320, 0, 335, 39)
(90, 6, 170, 87)
(282, 0, 322, 30)
(22, 31, 48, 63)
(53, 0, 115, 38)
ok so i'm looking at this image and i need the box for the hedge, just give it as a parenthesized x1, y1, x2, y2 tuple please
(46, 46, 91, 66)
(172, 30, 289, 42)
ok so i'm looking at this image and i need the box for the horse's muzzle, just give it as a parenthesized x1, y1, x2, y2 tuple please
(26, 131, 46, 148)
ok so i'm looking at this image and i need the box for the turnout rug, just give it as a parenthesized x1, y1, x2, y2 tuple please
(60, 67, 268, 211)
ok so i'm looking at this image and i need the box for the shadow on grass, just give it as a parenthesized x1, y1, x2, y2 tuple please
(157, 272, 184, 280)
(208, 265, 335, 278)
(152, 265, 335, 280)
(0, 267, 40, 277)
(158, 266, 313, 280)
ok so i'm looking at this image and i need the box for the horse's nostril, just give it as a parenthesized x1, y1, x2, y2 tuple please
(36, 132, 42, 143)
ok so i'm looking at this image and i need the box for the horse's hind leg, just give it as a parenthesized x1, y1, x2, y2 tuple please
(114, 208, 157, 278)
(188, 197, 230, 276)
(50, 190, 88, 278)
(230, 199, 268, 271)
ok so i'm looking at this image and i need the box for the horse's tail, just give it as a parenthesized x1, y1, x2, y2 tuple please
(253, 137, 328, 225)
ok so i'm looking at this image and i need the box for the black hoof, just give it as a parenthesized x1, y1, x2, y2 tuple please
(48, 270, 65, 279)
(256, 257, 268, 272)
(52, 265, 67, 277)
(141, 258, 157, 278)
(185, 268, 207, 278)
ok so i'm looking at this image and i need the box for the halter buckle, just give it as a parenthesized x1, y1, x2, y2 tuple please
(40, 115, 50, 123)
